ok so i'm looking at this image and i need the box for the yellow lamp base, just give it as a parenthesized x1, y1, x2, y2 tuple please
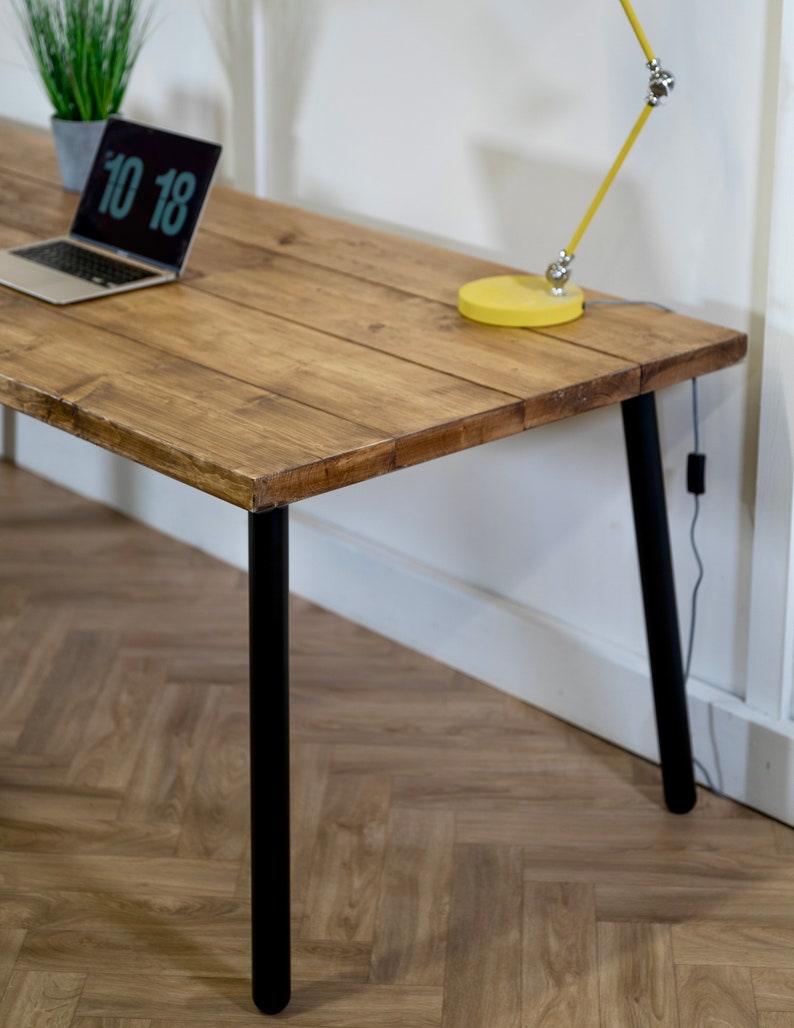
(458, 274, 584, 328)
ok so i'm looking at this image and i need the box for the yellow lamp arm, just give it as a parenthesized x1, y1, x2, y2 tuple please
(567, 103, 654, 256)
(619, 0, 656, 63)
(456, 0, 676, 328)
(545, 2, 675, 293)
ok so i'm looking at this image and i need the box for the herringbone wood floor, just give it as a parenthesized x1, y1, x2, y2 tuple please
(1, 458, 793, 1027)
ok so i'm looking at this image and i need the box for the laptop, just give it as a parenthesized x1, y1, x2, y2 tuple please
(0, 117, 222, 305)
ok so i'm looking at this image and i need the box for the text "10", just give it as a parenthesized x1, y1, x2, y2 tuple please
(99, 153, 197, 236)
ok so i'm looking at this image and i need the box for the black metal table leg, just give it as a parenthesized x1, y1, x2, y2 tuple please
(622, 393, 697, 814)
(248, 506, 291, 1014)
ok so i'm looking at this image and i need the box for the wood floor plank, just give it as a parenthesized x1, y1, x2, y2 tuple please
(522, 882, 599, 1027)
(72, 1019, 152, 1028)
(16, 927, 251, 978)
(597, 885, 794, 926)
(13, 629, 120, 761)
(597, 922, 679, 1026)
(0, 927, 25, 998)
(77, 975, 443, 1026)
(328, 741, 630, 778)
(0, 969, 85, 1027)
(0, 812, 179, 857)
(754, 968, 794, 1012)
(672, 923, 794, 968)
(117, 683, 219, 825)
(0, 604, 72, 749)
(176, 686, 248, 862)
(0, 887, 250, 934)
(291, 939, 372, 984)
(66, 654, 168, 793)
(458, 806, 778, 852)
(289, 743, 333, 920)
(675, 964, 758, 1027)
(370, 808, 454, 986)
(0, 853, 239, 897)
(301, 774, 391, 942)
(24, 928, 371, 985)
(441, 844, 523, 1028)
(0, 783, 120, 823)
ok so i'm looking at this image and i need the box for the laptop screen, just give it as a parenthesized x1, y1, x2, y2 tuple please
(71, 118, 222, 273)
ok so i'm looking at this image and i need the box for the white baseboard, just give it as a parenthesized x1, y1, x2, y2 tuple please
(290, 508, 794, 827)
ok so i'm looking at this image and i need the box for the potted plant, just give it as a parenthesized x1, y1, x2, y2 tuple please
(13, 0, 153, 191)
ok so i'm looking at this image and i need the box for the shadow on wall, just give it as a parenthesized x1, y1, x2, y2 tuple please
(128, 91, 226, 148)
(472, 142, 665, 299)
(208, 0, 324, 197)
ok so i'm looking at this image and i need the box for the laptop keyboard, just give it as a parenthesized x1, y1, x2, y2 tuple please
(13, 240, 155, 288)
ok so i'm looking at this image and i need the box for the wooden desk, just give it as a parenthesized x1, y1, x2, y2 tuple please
(0, 124, 746, 1015)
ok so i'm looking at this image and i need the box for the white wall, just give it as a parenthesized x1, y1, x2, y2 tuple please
(285, 0, 764, 693)
(0, 0, 236, 175)
(2, 0, 793, 824)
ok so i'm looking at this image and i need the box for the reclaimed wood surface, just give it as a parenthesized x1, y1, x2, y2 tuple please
(0, 122, 746, 510)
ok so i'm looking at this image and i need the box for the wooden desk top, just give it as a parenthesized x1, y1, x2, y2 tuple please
(0, 124, 746, 511)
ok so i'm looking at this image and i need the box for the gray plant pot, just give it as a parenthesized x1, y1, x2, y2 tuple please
(51, 116, 107, 193)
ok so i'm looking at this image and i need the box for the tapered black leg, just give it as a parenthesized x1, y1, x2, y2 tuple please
(622, 393, 697, 814)
(248, 506, 291, 1014)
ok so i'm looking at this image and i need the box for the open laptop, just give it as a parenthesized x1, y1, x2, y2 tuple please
(0, 117, 222, 305)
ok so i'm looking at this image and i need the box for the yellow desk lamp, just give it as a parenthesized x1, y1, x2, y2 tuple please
(458, 0, 674, 328)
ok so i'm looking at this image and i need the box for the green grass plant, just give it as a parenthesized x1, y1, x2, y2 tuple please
(14, 0, 152, 121)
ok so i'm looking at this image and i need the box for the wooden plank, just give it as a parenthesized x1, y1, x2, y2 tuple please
(536, 301, 748, 391)
(754, 968, 794, 1012)
(0, 170, 76, 245)
(14, 628, 120, 761)
(522, 882, 599, 1028)
(457, 804, 778, 851)
(0, 601, 72, 750)
(0, 302, 398, 508)
(76, 976, 443, 1026)
(175, 686, 249, 862)
(0, 970, 85, 1028)
(199, 192, 747, 397)
(673, 923, 794, 968)
(16, 927, 250, 977)
(0, 929, 25, 999)
(0, 853, 239, 897)
(301, 774, 391, 943)
(66, 654, 169, 793)
(597, 922, 678, 1026)
(201, 187, 515, 307)
(66, 285, 530, 465)
(0, 885, 249, 935)
(441, 845, 522, 1028)
(759, 1014, 794, 1028)
(675, 964, 758, 1026)
(370, 809, 454, 986)
(117, 683, 219, 827)
(598, 886, 794, 927)
(289, 743, 333, 922)
(189, 258, 640, 411)
(0, 123, 61, 184)
(72, 1019, 152, 1027)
